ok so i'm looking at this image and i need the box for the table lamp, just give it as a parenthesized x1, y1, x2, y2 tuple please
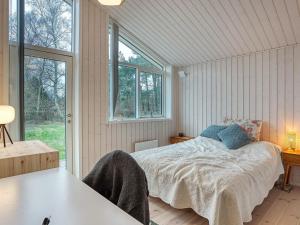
(0, 105, 15, 147)
(287, 131, 296, 151)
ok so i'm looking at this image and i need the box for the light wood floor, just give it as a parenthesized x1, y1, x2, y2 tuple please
(149, 187, 300, 225)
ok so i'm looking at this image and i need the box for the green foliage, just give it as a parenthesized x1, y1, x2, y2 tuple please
(114, 52, 163, 119)
(9, 0, 72, 160)
(114, 65, 136, 118)
(25, 122, 65, 160)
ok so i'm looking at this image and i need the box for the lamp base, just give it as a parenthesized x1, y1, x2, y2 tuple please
(0, 124, 13, 148)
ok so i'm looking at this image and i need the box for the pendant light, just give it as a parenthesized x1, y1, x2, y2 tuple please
(98, 0, 125, 6)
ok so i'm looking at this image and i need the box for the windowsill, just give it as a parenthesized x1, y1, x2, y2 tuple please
(107, 117, 172, 124)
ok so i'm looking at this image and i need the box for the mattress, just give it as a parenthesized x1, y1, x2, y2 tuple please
(131, 136, 284, 225)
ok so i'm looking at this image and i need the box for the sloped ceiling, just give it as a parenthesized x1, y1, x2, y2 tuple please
(105, 0, 300, 66)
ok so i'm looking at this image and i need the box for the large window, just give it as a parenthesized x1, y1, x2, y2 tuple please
(10, 0, 73, 51)
(109, 22, 165, 120)
(9, 0, 74, 166)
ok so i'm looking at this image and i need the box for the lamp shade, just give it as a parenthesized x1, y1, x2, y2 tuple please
(0, 105, 15, 124)
(287, 131, 297, 150)
(98, 0, 124, 5)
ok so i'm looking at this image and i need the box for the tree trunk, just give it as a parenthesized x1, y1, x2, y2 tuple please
(36, 59, 46, 119)
(53, 61, 63, 119)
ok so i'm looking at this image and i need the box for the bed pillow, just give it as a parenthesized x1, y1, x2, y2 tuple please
(223, 118, 263, 141)
(200, 125, 227, 141)
(218, 124, 252, 149)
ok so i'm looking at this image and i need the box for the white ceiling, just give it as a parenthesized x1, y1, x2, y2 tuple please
(106, 0, 300, 66)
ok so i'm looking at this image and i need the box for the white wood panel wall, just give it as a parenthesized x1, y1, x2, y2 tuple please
(80, 0, 177, 176)
(178, 43, 300, 185)
(0, 0, 9, 105)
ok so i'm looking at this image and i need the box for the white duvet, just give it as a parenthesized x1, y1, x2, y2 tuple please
(131, 136, 284, 225)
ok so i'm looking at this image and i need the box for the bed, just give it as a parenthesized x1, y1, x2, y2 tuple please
(131, 136, 284, 225)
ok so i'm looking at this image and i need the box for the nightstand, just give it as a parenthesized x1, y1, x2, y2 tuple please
(169, 136, 194, 144)
(281, 149, 300, 190)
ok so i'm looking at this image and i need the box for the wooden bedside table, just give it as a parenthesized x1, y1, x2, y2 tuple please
(170, 136, 194, 144)
(281, 149, 300, 190)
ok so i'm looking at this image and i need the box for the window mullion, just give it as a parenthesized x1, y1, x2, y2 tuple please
(136, 66, 140, 119)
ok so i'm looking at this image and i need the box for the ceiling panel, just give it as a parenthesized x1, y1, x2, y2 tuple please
(105, 0, 300, 66)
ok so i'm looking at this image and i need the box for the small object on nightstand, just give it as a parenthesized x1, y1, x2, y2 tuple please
(178, 132, 184, 137)
(287, 131, 297, 150)
(281, 149, 300, 192)
(170, 136, 194, 144)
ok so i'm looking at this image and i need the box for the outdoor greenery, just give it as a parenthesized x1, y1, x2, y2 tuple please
(25, 122, 65, 159)
(113, 41, 163, 119)
(9, 0, 72, 160)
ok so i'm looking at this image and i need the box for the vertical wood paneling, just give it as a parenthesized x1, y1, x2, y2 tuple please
(249, 53, 256, 119)
(194, 64, 199, 135)
(277, 48, 285, 147)
(80, 0, 176, 176)
(285, 46, 294, 133)
(212, 61, 217, 125)
(88, 3, 95, 169)
(202, 64, 207, 129)
(190, 65, 194, 136)
(197, 64, 203, 132)
(179, 44, 300, 185)
(221, 59, 227, 121)
(207, 62, 212, 126)
(243, 55, 250, 119)
(216, 60, 222, 123)
(237, 56, 244, 118)
(256, 52, 263, 121)
(294, 45, 300, 148)
(226, 58, 232, 118)
(262, 50, 270, 141)
(270, 49, 278, 144)
(81, 0, 89, 174)
(232, 56, 238, 118)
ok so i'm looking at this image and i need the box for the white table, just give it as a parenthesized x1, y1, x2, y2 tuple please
(0, 169, 142, 225)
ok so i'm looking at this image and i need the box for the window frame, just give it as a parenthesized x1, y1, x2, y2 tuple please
(109, 21, 167, 122)
(8, 0, 75, 172)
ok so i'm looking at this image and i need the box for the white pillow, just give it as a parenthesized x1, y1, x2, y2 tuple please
(223, 118, 263, 141)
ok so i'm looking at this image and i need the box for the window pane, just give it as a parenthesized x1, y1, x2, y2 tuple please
(140, 72, 162, 117)
(9, 0, 18, 42)
(24, 0, 73, 51)
(119, 40, 162, 71)
(24, 56, 67, 160)
(114, 65, 136, 119)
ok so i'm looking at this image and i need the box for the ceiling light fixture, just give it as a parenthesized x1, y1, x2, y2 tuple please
(98, 0, 125, 6)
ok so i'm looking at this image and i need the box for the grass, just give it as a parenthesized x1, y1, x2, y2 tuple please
(25, 121, 66, 160)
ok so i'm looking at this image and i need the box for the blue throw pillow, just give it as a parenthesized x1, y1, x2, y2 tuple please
(217, 124, 252, 149)
(200, 125, 228, 141)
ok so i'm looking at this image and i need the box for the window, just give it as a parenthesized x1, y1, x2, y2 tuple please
(25, 0, 73, 51)
(9, 0, 74, 166)
(10, 0, 73, 52)
(9, 0, 18, 42)
(109, 22, 165, 120)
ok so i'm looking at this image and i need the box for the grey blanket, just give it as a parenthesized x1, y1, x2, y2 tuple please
(83, 150, 150, 225)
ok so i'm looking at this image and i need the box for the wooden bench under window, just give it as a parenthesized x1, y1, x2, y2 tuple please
(0, 140, 59, 179)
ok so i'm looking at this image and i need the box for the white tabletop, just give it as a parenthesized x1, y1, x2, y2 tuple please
(0, 169, 142, 225)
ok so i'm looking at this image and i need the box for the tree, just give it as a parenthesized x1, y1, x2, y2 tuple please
(115, 49, 162, 118)
(10, 0, 72, 122)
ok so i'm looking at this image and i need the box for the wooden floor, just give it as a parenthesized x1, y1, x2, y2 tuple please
(149, 187, 300, 225)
